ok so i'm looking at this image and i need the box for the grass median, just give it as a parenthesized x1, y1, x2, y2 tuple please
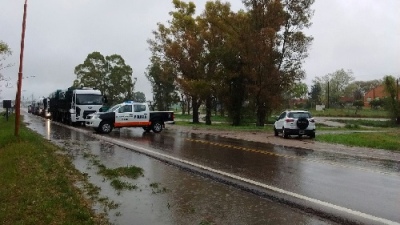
(0, 115, 108, 225)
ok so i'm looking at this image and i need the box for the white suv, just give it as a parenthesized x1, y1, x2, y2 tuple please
(274, 110, 316, 139)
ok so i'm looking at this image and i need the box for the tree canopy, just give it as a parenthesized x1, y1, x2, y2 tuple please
(0, 40, 12, 98)
(147, 0, 315, 126)
(74, 52, 135, 105)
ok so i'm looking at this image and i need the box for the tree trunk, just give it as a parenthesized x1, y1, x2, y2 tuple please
(192, 97, 200, 123)
(181, 101, 186, 115)
(256, 103, 266, 127)
(205, 96, 212, 125)
(229, 76, 246, 126)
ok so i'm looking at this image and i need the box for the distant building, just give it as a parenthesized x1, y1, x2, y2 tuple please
(364, 84, 400, 107)
(364, 85, 385, 107)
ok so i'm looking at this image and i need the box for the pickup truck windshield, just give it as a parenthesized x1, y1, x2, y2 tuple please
(107, 104, 122, 112)
(76, 94, 103, 105)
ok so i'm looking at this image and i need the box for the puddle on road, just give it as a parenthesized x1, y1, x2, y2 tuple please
(24, 115, 336, 225)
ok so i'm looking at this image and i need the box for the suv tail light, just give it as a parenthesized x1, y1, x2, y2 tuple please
(309, 119, 315, 123)
(285, 118, 294, 123)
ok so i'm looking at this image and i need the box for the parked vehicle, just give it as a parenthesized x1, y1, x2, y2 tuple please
(49, 87, 106, 125)
(274, 110, 316, 138)
(86, 101, 174, 134)
(27, 104, 32, 113)
(38, 97, 51, 118)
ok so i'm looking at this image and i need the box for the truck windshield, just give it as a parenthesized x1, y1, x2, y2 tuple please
(76, 94, 103, 105)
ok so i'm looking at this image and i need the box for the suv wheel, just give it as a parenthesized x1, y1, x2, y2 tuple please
(282, 128, 289, 139)
(274, 127, 278, 136)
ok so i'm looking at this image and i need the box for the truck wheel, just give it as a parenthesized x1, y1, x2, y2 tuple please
(152, 121, 163, 133)
(100, 121, 113, 134)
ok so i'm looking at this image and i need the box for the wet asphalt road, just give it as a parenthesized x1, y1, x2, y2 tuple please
(24, 113, 400, 225)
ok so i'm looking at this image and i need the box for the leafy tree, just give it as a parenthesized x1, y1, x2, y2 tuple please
(353, 100, 364, 114)
(308, 81, 322, 105)
(0, 40, 12, 98)
(383, 75, 400, 124)
(147, 0, 314, 126)
(145, 59, 179, 110)
(315, 69, 354, 108)
(74, 52, 134, 105)
(197, 1, 234, 125)
(216, 10, 249, 126)
(369, 98, 384, 109)
(148, 0, 205, 123)
(133, 91, 146, 102)
(242, 0, 315, 126)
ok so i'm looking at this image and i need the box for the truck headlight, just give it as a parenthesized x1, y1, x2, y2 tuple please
(89, 114, 98, 119)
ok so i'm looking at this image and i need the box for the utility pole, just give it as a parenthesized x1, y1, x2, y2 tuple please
(15, 0, 28, 136)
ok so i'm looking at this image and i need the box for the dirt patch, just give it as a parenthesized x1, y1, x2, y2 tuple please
(166, 125, 400, 162)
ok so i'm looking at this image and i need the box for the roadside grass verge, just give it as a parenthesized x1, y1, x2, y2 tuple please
(329, 119, 395, 128)
(0, 115, 108, 224)
(316, 130, 400, 151)
(174, 120, 273, 132)
(309, 108, 389, 118)
(174, 114, 276, 124)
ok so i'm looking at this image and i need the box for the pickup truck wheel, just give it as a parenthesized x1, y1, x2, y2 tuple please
(152, 121, 163, 133)
(100, 121, 113, 134)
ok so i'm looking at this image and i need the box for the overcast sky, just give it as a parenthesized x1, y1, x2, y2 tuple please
(1, 0, 399, 102)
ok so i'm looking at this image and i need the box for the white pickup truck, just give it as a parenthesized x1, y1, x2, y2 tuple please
(86, 101, 174, 134)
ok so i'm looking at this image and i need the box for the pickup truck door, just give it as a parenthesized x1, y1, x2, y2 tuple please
(132, 104, 151, 126)
(115, 105, 133, 127)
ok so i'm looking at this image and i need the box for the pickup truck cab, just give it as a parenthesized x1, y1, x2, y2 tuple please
(86, 101, 174, 134)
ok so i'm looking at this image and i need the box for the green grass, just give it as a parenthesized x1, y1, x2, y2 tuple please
(316, 130, 400, 151)
(309, 108, 389, 118)
(110, 179, 138, 191)
(175, 113, 229, 123)
(330, 119, 395, 128)
(98, 165, 144, 180)
(174, 113, 276, 124)
(0, 115, 108, 224)
(174, 121, 273, 132)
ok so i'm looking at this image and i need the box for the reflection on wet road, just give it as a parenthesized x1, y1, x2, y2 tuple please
(107, 127, 400, 223)
(25, 113, 400, 224)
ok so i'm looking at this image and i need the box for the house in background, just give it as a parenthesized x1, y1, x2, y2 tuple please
(364, 84, 400, 107)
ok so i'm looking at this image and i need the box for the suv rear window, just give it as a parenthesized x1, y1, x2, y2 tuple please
(288, 112, 311, 118)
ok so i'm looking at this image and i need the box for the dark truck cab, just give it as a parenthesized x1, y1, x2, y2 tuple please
(86, 101, 174, 134)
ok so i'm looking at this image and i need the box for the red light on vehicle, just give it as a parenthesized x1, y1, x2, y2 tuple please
(285, 118, 294, 122)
